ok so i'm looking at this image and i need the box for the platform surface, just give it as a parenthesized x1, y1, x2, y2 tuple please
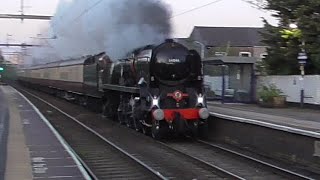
(1, 86, 89, 180)
(0, 85, 9, 180)
(208, 102, 320, 135)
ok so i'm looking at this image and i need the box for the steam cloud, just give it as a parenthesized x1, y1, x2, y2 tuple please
(28, 0, 172, 64)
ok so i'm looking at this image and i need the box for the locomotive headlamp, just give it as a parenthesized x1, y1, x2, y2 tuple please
(153, 109, 164, 121)
(152, 96, 159, 108)
(197, 94, 205, 106)
(199, 108, 209, 119)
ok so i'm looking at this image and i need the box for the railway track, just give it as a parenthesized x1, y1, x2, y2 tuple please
(18, 88, 165, 180)
(197, 140, 316, 179)
(161, 139, 316, 180)
(16, 86, 230, 179)
(16, 85, 318, 180)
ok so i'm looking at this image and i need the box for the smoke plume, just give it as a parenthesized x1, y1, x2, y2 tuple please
(29, 0, 172, 64)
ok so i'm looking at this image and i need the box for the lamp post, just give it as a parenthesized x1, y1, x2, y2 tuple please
(289, 23, 307, 108)
(193, 41, 205, 59)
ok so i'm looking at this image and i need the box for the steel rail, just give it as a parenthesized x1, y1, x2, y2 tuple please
(18, 88, 168, 180)
(198, 139, 314, 180)
(157, 141, 246, 180)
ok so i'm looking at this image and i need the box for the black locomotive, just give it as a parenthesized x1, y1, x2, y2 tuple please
(18, 39, 209, 139)
(98, 39, 209, 139)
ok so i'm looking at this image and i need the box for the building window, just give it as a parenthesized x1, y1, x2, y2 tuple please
(215, 52, 227, 56)
(260, 53, 268, 60)
(239, 52, 252, 57)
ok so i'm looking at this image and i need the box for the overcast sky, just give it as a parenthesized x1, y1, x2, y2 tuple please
(0, 0, 277, 52)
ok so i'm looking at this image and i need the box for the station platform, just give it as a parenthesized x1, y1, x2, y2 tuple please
(207, 102, 320, 137)
(0, 85, 89, 180)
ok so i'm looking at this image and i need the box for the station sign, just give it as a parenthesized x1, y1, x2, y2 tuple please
(298, 52, 307, 65)
(0, 67, 4, 71)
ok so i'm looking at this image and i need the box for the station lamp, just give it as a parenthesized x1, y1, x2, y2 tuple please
(0, 67, 4, 71)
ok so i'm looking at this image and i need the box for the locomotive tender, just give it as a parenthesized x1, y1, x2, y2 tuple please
(18, 39, 209, 139)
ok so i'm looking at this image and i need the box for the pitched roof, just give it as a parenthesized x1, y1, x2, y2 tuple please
(190, 26, 265, 47)
(203, 56, 257, 64)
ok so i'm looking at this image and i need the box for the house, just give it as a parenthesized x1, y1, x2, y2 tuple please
(175, 27, 268, 103)
(176, 26, 267, 59)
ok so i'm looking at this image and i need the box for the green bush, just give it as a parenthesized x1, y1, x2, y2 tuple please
(258, 84, 283, 103)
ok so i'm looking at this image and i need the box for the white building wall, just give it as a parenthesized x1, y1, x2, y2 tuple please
(258, 75, 320, 105)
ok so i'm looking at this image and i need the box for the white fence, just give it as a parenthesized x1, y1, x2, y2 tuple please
(258, 75, 320, 105)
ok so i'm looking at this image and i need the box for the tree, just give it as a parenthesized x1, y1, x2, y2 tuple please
(260, 0, 320, 75)
(260, 19, 301, 75)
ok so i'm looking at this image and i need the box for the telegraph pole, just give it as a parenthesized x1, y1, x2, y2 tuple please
(0, 0, 52, 21)
(21, 0, 25, 22)
(21, 0, 24, 15)
(0, 1, 52, 66)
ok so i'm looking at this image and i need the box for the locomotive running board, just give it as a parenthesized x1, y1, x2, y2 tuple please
(102, 84, 140, 94)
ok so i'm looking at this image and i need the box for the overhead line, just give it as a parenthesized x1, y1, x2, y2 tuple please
(53, 0, 166, 27)
(170, 0, 225, 19)
(70, 0, 104, 24)
(0, 14, 52, 20)
(54, 0, 225, 26)
(0, 43, 40, 47)
(52, 0, 104, 27)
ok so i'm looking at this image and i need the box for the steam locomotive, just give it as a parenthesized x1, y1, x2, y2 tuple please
(18, 39, 209, 139)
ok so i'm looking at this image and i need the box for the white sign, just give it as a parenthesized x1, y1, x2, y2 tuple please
(298, 52, 308, 60)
